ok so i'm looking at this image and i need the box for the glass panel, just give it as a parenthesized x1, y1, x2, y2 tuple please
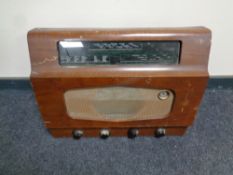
(64, 87, 174, 121)
(58, 41, 180, 66)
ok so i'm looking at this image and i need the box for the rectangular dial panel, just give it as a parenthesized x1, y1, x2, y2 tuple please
(58, 41, 180, 66)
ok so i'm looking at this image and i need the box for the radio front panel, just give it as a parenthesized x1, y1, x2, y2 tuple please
(28, 27, 211, 138)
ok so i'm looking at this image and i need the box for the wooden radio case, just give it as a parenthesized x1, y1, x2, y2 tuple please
(27, 27, 211, 139)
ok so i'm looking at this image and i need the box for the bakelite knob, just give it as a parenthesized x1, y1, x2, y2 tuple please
(100, 129, 110, 139)
(128, 128, 139, 138)
(155, 128, 166, 138)
(72, 130, 84, 139)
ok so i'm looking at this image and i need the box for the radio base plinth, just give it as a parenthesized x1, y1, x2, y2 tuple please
(48, 127, 187, 138)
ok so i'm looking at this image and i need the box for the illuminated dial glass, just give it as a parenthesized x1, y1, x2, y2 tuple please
(58, 41, 180, 66)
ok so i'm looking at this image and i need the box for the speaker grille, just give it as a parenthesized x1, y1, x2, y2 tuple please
(64, 87, 174, 121)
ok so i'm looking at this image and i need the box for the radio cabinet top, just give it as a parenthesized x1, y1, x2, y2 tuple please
(28, 27, 211, 78)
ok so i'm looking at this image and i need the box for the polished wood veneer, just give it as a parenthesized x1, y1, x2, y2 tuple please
(28, 27, 211, 138)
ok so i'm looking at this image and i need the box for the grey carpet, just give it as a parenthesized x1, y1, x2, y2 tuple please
(0, 88, 233, 175)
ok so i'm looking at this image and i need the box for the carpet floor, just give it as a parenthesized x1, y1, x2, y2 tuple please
(0, 88, 233, 175)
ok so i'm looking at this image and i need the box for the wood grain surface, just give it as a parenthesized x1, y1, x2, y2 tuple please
(28, 27, 211, 137)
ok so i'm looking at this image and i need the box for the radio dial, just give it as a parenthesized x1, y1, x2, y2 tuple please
(128, 128, 139, 138)
(72, 130, 84, 139)
(100, 129, 110, 139)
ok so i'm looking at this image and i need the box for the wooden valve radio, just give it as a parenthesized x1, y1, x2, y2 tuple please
(27, 27, 211, 139)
